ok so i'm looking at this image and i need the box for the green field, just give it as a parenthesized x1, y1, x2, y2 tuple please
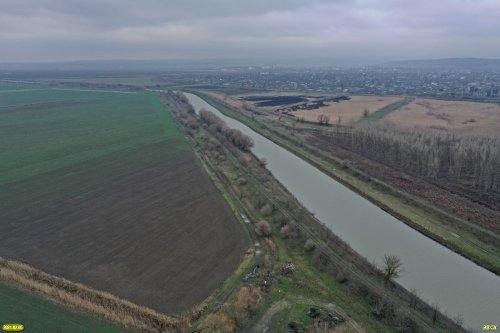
(0, 82, 43, 91)
(0, 283, 128, 333)
(0, 83, 187, 224)
(358, 97, 414, 123)
(0, 82, 189, 331)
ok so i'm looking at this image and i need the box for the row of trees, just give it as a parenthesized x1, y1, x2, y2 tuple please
(316, 114, 331, 125)
(323, 125, 500, 193)
(199, 108, 254, 151)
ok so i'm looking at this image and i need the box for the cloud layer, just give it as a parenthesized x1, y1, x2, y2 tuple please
(1, 0, 499, 62)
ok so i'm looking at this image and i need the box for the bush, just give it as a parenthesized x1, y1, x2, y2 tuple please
(224, 305, 246, 329)
(199, 109, 254, 151)
(237, 177, 248, 186)
(255, 220, 271, 237)
(304, 239, 316, 251)
(201, 312, 235, 333)
(186, 119, 199, 129)
(311, 245, 330, 271)
(233, 287, 262, 314)
(280, 224, 291, 238)
(260, 203, 273, 216)
(335, 269, 349, 284)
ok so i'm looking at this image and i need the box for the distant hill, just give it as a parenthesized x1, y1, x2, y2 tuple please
(381, 58, 500, 71)
(0, 59, 237, 71)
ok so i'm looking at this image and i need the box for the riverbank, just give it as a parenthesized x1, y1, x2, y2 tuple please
(164, 91, 463, 332)
(192, 91, 500, 276)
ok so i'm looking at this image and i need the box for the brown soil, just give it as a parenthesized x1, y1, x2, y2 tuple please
(0, 152, 248, 314)
(306, 133, 500, 234)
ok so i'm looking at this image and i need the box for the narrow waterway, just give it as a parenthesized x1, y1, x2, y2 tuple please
(185, 93, 500, 331)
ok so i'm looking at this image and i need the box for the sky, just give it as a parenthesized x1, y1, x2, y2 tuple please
(1, 0, 499, 64)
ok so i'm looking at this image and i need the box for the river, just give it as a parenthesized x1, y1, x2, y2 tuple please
(185, 93, 499, 331)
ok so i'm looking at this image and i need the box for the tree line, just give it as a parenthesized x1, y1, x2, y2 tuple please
(323, 125, 500, 193)
(199, 108, 254, 151)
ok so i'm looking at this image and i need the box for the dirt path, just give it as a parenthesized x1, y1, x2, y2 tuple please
(251, 297, 353, 333)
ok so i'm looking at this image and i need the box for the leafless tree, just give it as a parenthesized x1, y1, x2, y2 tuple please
(304, 239, 316, 251)
(317, 114, 330, 125)
(382, 254, 403, 286)
(322, 124, 500, 193)
(431, 303, 440, 324)
(255, 220, 271, 237)
(199, 109, 254, 151)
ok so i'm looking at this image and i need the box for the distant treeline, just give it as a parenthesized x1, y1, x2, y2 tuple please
(326, 125, 500, 193)
(199, 108, 254, 151)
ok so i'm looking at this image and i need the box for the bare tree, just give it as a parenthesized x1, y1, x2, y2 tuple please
(431, 303, 440, 324)
(304, 239, 316, 251)
(260, 203, 273, 216)
(408, 288, 419, 309)
(317, 114, 330, 125)
(255, 220, 271, 237)
(382, 254, 403, 286)
(322, 124, 500, 193)
(199, 109, 253, 151)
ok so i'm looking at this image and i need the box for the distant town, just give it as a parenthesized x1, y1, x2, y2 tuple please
(173, 65, 500, 100)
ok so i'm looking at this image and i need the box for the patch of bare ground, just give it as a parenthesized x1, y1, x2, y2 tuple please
(0, 152, 248, 314)
(305, 134, 500, 234)
(291, 96, 403, 124)
(381, 98, 500, 135)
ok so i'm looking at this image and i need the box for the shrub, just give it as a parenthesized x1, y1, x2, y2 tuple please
(335, 269, 349, 284)
(260, 203, 273, 216)
(233, 287, 262, 314)
(255, 220, 271, 237)
(304, 239, 316, 251)
(280, 224, 291, 238)
(201, 312, 235, 333)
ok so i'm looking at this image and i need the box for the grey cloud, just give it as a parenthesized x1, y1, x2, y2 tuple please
(0, 0, 499, 62)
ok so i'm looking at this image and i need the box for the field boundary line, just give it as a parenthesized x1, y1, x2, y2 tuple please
(0, 257, 199, 333)
(51, 88, 137, 94)
(358, 97, 415, 123)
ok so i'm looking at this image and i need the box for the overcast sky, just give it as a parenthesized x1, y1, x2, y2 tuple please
(1, 0, 499, 63)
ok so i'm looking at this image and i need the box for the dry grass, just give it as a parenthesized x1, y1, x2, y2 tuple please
(0, 257, 209, 333)
(204, 91, 403, 124)
(292, 96, 403, 124)
(381, 98, 500, 134)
